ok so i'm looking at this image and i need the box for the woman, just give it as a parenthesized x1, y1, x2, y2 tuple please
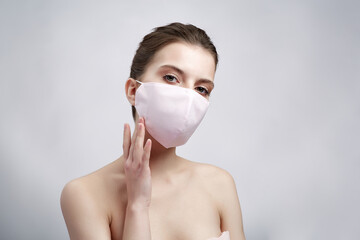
(61, 22, 246, 240)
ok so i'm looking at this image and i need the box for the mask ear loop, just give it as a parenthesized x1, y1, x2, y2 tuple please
(133, 80, 142, 116)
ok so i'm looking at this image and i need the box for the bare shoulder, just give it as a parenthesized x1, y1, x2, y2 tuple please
(60, 159, 124, 239)
(61, 159, 124, 212)
(186, 160, 236, 188)
(60, 172, 106, 211)
(60, 178, 110, 239)
(180, 159, 237, 202)
(185, 160, 245, 238)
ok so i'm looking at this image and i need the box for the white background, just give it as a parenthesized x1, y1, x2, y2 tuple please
(1, 0, 359, 239)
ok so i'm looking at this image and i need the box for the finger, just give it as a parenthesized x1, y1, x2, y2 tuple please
(128, 122, 139, 163)
(128, 117, 143, 163)
(141, 117, 146, 128)
(123, 123, 131, 160)
(133, 122, 145, 167)
(130, 122, 138, 147)
(142, 139, 152, 168)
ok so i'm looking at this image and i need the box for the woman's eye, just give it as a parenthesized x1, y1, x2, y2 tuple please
(195, 86, 210, 96)
(163, 74, 178, 83)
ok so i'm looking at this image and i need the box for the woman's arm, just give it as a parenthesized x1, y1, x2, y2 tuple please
(122, 119, 152, 240)
(218, 171, 246, 240)
(123, 204, 151, 240)
(60, 180, 111, 240)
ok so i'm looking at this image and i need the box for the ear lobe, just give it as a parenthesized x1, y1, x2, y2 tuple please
(125, 78, 137, 106)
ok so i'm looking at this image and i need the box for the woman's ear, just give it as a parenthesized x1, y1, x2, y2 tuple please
(125, 78, 137, 106)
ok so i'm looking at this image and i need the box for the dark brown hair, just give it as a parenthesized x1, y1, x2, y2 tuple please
(130, 22, 218, 119)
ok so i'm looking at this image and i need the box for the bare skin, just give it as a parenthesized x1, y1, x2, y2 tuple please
(60, 42, 246, 240)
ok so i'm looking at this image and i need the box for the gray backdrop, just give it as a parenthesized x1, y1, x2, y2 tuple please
(1, 0, 359, 239)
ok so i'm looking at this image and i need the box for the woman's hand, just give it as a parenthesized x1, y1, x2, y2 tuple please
(123, 117, 152, 210)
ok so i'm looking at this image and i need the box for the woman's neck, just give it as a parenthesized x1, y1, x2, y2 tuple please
(122, 119, 183, 181)
(146, 132, 181, 180)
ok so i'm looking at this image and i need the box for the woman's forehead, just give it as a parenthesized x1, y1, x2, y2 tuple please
(147, 42, 216, 81)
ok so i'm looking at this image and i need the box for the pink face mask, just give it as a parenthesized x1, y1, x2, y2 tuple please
(134, 80, 209, 148)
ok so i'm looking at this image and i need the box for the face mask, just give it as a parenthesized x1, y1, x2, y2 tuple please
(134, 80, 209, 148)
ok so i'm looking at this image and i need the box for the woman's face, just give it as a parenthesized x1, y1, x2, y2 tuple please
(139, 42, 216, 99)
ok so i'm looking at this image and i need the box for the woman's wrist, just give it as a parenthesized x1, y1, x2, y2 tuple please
(126, 201, 150, 212)
(123, 201, 151, 240)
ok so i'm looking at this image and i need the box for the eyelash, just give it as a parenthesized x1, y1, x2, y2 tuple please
(162, 74, 210, 96)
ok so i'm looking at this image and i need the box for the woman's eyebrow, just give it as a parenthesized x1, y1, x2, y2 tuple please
(159, 65, 184, 75)
(197, 79, 214, 88)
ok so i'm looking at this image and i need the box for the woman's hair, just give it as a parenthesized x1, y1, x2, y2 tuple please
(130, 22, 218, 119)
